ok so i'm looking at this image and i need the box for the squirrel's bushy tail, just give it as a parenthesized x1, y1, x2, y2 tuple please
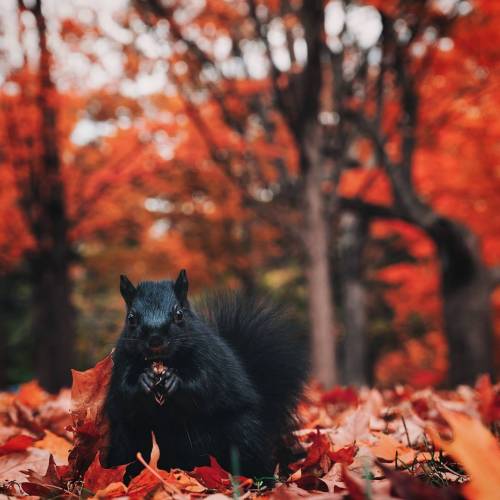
(196, 292, 310, 437)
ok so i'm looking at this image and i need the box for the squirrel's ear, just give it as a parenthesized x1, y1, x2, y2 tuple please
(120, 274, 136, 308)
(174, 269, 188, 306)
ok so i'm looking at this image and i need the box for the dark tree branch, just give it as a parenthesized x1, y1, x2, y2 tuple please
(339, 196, 411, 223)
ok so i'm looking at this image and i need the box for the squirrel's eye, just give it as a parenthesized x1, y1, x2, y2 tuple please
(127, 312, 137, 327)
(173, 306, 184, 323)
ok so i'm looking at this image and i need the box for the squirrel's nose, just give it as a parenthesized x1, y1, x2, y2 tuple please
(148, 335, 163, 349)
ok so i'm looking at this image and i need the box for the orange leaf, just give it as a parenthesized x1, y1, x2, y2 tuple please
(370, 433, 414, 463)
(83, 451, 126, 493)
(68, 354, 113, 479)
(428, 409, 500, 500)
(16, 381, 49, 409)
(33, 430, 71, 464)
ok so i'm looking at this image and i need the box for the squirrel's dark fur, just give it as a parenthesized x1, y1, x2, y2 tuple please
(104, 270, 309, 480)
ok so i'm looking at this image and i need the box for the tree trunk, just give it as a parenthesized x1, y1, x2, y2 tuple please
(28, 0, 75, 392)
(302, 127, 338, 388)
(31, 254, 75, 392)
(433, 221, 495, 386)
(379, 165, 494, 386)
(338, 211, 368, 386)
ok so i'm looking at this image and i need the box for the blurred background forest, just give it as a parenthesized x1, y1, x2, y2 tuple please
(0, 0, 499, 393)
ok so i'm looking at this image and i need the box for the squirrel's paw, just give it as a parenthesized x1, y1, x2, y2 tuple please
(162, 369, 180, 396)
(138, 370, 156, 394)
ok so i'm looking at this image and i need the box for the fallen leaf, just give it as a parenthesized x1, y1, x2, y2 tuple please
(428, 408, 500, 500)
(475, 375, 500, 425)
(68, 354, 113, 479)
(321, 387, 359, 406)
(16, 381, 49, 410)
(92, 480, 128, 499)
(33, 430, 71, 464)
(21, 454, 67, 497)
(0, 448, 50, 483)
(332, 405, 372, 448)
(83, 452, 126, 494)
(128, 433, 206, 498)
(382, 465, 464, 500)
(0, 435, 35, 455)
(193, 456, 250, 493)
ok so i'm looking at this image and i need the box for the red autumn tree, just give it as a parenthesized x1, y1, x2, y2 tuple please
(130, 0, 499, 386)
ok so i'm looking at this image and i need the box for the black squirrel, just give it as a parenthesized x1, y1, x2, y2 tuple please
(104, 270, 309, 480)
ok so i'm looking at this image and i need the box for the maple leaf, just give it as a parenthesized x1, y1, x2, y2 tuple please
(289, 429, 357, 488)
(68, 354, 113, 479)
(428, 408, 500, 500)
(21, 454, 67, 497)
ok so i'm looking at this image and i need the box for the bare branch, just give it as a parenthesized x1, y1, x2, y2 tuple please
(339, 196, 411, 223)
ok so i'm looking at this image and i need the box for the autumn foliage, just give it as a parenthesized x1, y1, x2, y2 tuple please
(0, 0, 499, 404)
(1, 358, 500, 498)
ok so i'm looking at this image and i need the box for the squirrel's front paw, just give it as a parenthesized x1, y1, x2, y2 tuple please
(162, 369, 181, 396)
(138, 370, 156, 394)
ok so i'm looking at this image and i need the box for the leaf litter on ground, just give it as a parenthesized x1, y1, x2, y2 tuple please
(0, 357, 499, 499)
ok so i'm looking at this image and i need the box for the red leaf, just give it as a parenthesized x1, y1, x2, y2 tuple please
(328, 444, 357, 465)
(192, 456, 251, 493)
(476, 374, 500, 424)
(193, 456, 232, 490)
(321, 387, 358, 406)
(290, 430, 334, 473)
(0, 435, 35, 455)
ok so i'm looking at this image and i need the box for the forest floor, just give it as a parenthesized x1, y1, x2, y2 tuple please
(0, 355, 499, 499)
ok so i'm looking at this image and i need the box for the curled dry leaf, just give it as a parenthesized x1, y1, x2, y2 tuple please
(129, 432, 207, 498)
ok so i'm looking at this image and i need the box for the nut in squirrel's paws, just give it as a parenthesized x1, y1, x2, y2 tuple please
(151, 361, 167, 405)
(152, 360, 167, 377)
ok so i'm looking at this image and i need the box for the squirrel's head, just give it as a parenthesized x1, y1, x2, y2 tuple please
(118, 269, 192, 363)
